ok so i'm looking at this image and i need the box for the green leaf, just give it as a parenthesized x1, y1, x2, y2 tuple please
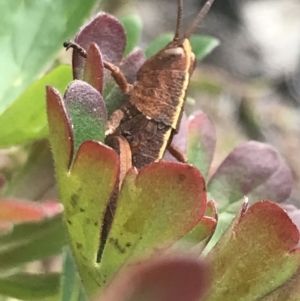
(145, 34, 173, 58)
(64, 80, 107, 154)
(0, 216, 65, 271)
(187, 111, 216, 180)
(120, 15, 142, 57)
(4, 140, 56, 200)
(0, 0, 100, 114)
(175, 201, 218, 254)
(0, 273, 60, 301)
(0, 65, 72, 147)
(59, 247, 88, 301)
(190, 35, 219, 60)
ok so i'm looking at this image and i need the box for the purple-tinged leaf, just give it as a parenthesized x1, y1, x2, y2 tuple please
(100, 162, 207, 280)
(207, 200, 300, 301)
(73, 13, 126, 79)
(247, 155, 293, 203)
(163, 113, 188, 162)
(119, 48, 145, 84)
(187, 111, 216, 179)
(208, 141, 287, 211)
(64, 80, 107, 153)
(97, 256, 210, 301)
(46, 85, 73, 171)
(84, 43, 104, 93)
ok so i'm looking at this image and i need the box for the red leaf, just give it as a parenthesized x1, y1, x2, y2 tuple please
(84, 43, 104, 93)
(46, 85, 73, 171)
(97, 256, 210, 301)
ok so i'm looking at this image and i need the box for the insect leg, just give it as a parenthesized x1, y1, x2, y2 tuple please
(63, 41, 133, 95)
(103, 61, 133, 95)
(63, 40, 87, 58)
(167, 143, 188, 163)
(105, 109, 124, 135)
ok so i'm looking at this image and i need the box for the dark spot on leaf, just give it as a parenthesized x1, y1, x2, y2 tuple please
(178, 174, 186, 182)
(80, 207, 85, 212)
(76, 242, 83, 249)
(125, 242, 131, 248)
(94, 221, 99, 226)
(67, 219, 72, 225)
(71, 194, 79, 207)
(109, 237, 126, 253)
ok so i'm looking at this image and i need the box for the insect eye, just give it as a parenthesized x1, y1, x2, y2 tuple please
(162, 47, 184, 57)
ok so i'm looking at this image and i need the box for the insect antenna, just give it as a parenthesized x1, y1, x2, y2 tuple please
(174, 0, 183, 40)
(184, 0, 215, 39)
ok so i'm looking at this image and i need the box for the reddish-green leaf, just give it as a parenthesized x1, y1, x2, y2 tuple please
(175, 201, 218, 253)
(281, 204, 300, 231)
(60, 141, 119, 296)
(207, 201, 300, 301)
(46, 85, 73, 172)
(100, 162, 207, 281)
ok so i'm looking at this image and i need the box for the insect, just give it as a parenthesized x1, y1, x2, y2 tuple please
(64, 0, 215, 169)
